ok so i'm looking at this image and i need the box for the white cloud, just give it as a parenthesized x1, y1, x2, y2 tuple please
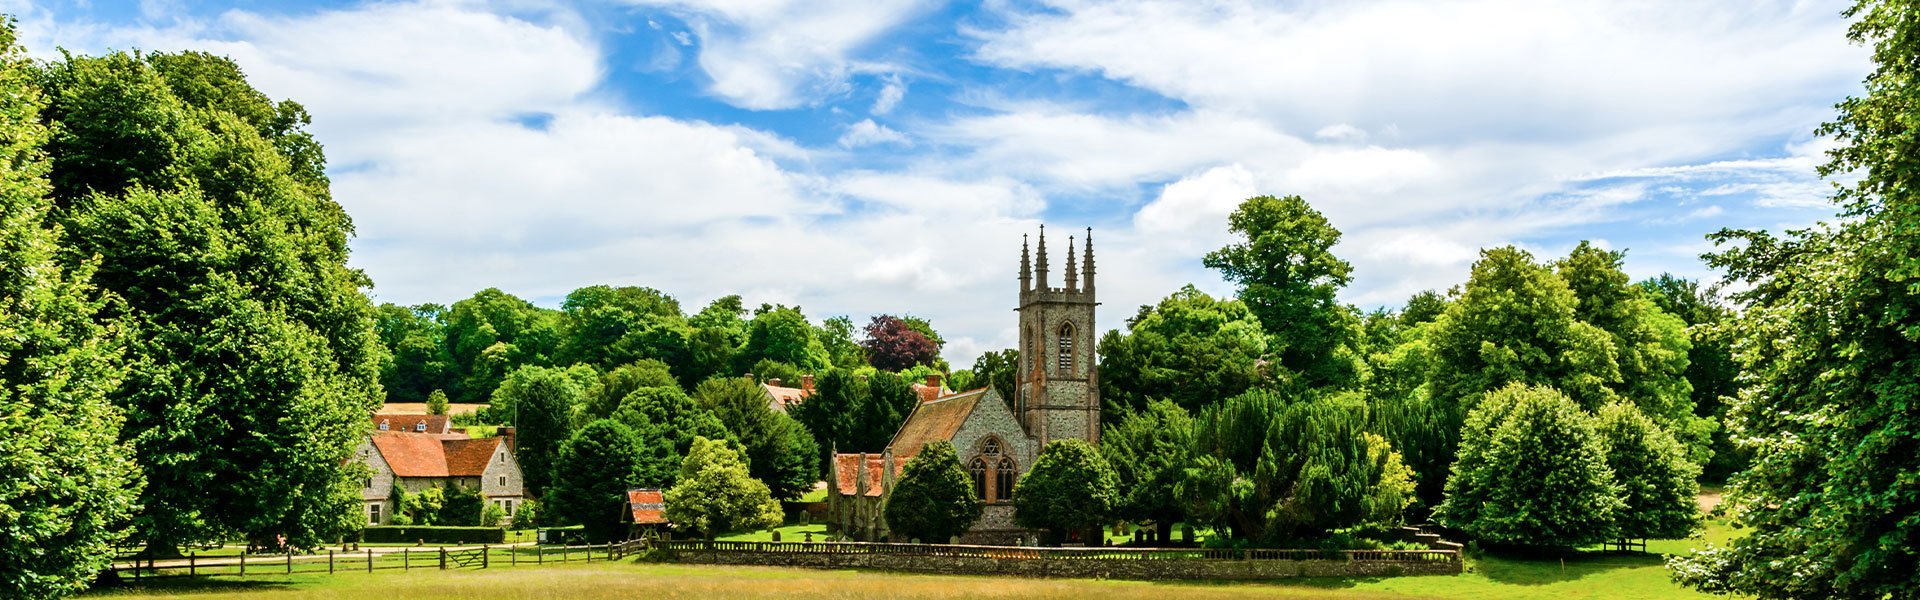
(872, 73, 906, 115)
(838, 119, 911, 148)
(1314, 123, 1366, 142)
(623, 0, 930, 109)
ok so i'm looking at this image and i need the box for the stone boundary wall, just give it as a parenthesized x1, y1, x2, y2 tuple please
(652, 541, 1461, 580)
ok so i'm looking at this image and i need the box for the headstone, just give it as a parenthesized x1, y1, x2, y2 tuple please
(1181, 525, 1194, 544)
(771, 531, 781, 542)
(804, 532, 813, 542)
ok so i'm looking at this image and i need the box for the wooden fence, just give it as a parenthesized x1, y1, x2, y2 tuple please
(651, 540, 1459, 564)
(109, 540, 647, 581)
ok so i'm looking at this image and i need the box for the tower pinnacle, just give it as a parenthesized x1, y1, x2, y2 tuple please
(1035, 225, 1049, 290)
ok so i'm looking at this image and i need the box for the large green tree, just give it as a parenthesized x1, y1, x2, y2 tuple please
(1098, 285, 1268, 418)
(1595, 403, 1699, 541)
(1100, 400, 1194, 541)
(492, 365, 586, 495)
(734, 304, 830, 374)
(1671, 2, 1920, 595)
(579, 359, 678, 423)
(1436, 384, 1621, 550)
(611, 385, 730, 457)
(664, 436, 784, 539)
(545, 420, 675, 542)
(1203, 195, 1364, 389)
(559, 285, 691, 373)
(884, 441, 983, 543)
(42, 49, 379, 552)
(373, 302, 452, 404)
(1638, 274, 1745, 481)
(694, 376, 819, 500)
(1013, 439, 1119, 545)
(685, 295, 748, 386)
(443, 288, 562, 404)
(0, 22, 141, 598)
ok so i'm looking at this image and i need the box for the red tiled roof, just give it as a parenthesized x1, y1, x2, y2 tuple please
(628, 488, 667, 524)
(831, 454, 903, 497)
(885, 388, 988, 459)
(762, 384, 809, 411)
(442, 437, 502, 477)
(370, 432, 497, 478)
(373, 414, 450, 434)
(909, 383, 952, 403)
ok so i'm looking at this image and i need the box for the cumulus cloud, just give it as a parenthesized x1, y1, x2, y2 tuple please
(838, 119, 912, 148)
(622, 0, 930, 110)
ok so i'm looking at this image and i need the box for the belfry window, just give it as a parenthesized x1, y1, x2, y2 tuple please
(1056, 323, 1075, 372)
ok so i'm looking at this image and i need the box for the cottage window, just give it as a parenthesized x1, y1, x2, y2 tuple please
(969, 458, 988, 500)
(996, 457, 1017, 503)
(368, 504, 381, 525)
(505, 500, 514, 515)
(498, 475, 506, 486)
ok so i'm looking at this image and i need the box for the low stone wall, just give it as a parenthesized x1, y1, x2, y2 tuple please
(653, 541, 1460, 580)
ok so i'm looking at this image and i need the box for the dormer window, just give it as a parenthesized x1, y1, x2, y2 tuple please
(378, 419, 390, 431)
(414, 421, 426, 432)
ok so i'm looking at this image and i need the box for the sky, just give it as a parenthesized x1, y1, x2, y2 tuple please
(5, 0, 1869, 367)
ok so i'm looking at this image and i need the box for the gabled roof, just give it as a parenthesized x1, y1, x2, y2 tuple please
(762, 383, 808, 411)
(373, 414, 450, 434)
(831, 454, 902, 497)
(628, 488, 667, 524)
(370, 432, 498, 478)
(885, 387, 991, 459)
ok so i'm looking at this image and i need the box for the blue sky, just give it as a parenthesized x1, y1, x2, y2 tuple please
(7, 0, 1867, 366)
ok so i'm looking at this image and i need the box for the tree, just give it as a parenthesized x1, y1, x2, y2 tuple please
(1399, 290, 1449, 327)
(545, 420, 674, 542)
(968, 349, 1018, 404)
(1183, 390, 1414, 543)
(816, 316, 867, 369)
(426, 389, 450, 416)
(1012, 439, 1119, 544)
(373, 303, 452, 404)
(611, 385, 730, 457)
(493, 366, 586, 494)
(0, 21, 141, 598)
(884, 441, 984, 543)
(1436, 384, 1621, 550)
(443, 289, 562, 404)
(664, 437, 783, 539)
(1594, 403, 1698, 541)
(1555, 242, 1710, 465)
(43, 49, 380, 553)
(439, 483, 485, 527)
(686, 295, 747, 386)
(559, 285, 692, 373)
(1203, 195, 1364, 389)
(1100, 400, 1194, 541)
(735, 304, 829, 374)
(1670, 3, 1920, 595)
(579, 359, 678, 423)
(1097, 285, 1268, 417)
(695, 376, 819, 500)
(1638, 274, 1745, 481)
(861, 315, 941, 372)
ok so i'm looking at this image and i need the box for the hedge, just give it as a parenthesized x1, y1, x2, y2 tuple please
(361, 526, 505, 544)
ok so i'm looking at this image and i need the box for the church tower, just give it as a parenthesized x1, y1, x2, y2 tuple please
(1014, 226, 1099, 447)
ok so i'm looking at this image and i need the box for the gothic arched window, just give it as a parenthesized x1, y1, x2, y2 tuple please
(1056, 323, 1075, 373)
(996, 457, 1017, 503)
(969, 458, 988, 500)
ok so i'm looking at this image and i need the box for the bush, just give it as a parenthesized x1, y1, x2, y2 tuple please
(1435, 383, 1622, 549)
(1013, 439, 1119, 543)
(361, 526, 505, 544)
(885, 441, 983, 543)
(1594, 402, 1699, 540)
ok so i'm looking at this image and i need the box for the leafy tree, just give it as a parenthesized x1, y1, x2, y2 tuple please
(545, 420, 674, 542)
(443, 289, 562, 404)
(747, 359, 802, 386)
(1013, 439, 1119, 544)
(884, 441, 983, 543)
(612, 385, 730, 457)
(1100, 400, 1194, 540)
(374, 303, 452, 404)
(438, 483, 485, 527)
(735, 304, 829, 373)
(816, 315, 867, 370)
(1183, 390, 1414, 543)
(1436, 384, 1621, 550)
(855, 371, 919, 452)
(968, 349, 1018, 404)
(1098, 285, 1268, 418)
(789, 369, 862, 470)
(1556, 242, 1710, 465)
(1595, 403, 1699, 540)
(0, 22, 140, 598)
(510, 498, 538, 530)
(695, 376, 819, 499)
(1399, 290, 1449, 327)
(861, 315, 940, 372)
(42, 49, 379, 553)
(426, 389, 450, 416)
(686, 295, 748, 385)
(559, 285, 691, 373)
(1638, 274, 1746, 480)
(664, 436, 784, 539)
(579, 359, 678, 423)
(1204, 195, 1364, 389)
(1671, 3, 1920, 595)
(493, 366, 585, 494)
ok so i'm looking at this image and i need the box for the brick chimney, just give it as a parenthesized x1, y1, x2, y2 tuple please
(498, 426, 516, 452)
(801, 374, 815, 394)
(768, 378, 783, 387)
(924, 374, 941, 389)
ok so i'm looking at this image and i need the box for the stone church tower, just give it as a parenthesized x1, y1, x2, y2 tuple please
(1014, 225, 1099, 447)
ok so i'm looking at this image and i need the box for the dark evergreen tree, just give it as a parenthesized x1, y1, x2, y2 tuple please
(884, 441, 983, 543)
(545, 420, 674, 542)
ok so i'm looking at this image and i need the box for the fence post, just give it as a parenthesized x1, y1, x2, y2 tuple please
(562, 544, 568, 563)
(189, 552, 196, 578)
(286, 548, 293, 574)
(512, 544, 517, 567)
(403, 548, 409, 571)
(538, 544, 544, 565)
(329, 550, 335, 574)
(439, 547, 448, 570)
(483, 544, 490, 569)
(367, 548, 373, 573)
(239, 551, 246, 578)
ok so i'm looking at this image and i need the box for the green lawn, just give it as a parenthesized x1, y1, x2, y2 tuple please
(716, 523, 831, 542)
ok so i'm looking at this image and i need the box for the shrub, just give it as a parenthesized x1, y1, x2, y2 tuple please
(664, 436, 783, 539)
(1013, 439, 1119, 543)
(360, 526, 504, 544)
(885, 441, 983, 543)
(1594, 402, 1700, 540)
(1435, 383, 1622, 549)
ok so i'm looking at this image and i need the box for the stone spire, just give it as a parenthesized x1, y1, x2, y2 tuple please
(1019, 233, 1031, 293)
(1035, 225, 1049, 290)
(1083, 227, 1095, 293)
(1064, 235, 1078, 292)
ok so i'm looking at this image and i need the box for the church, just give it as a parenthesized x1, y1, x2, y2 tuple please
(826, 226, 1100, 544)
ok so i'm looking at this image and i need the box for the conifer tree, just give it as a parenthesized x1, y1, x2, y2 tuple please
(884, 441, 983, 543)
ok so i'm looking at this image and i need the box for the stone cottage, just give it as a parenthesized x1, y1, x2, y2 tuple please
(355, 425, 525, 526)
(827, 226, 1100, 544)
